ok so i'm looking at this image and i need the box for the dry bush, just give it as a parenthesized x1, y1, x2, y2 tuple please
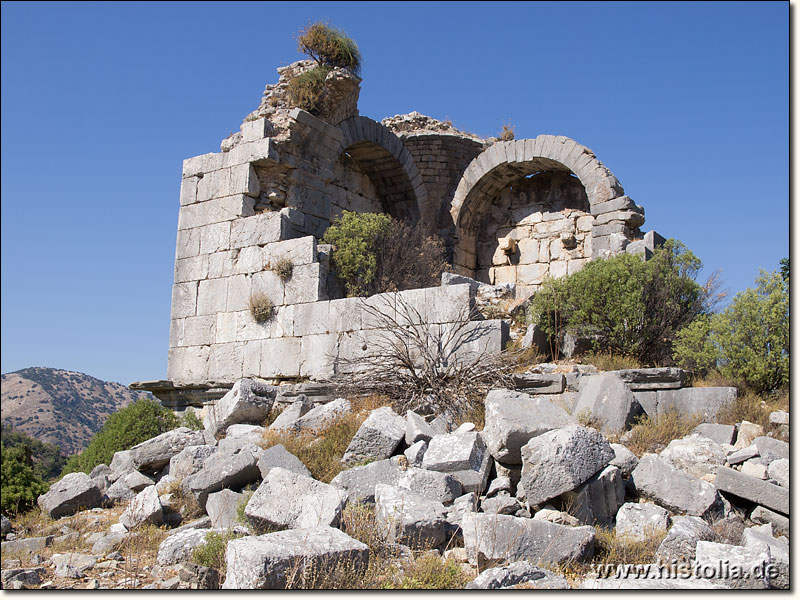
(593, 526, 668, 566)
(296, 22, 361, 73)
(249, 292, 274, 323)
(707, 512, 745, 546)
(379, 553, 471, 589)
(117, 523, 169, 588)
(162, 479, 203, 520)
(337, 294, 516, 420)
(575, 408, 605, 431)
(624, 411, 703, 457)
(272, 257, 294, 282)
(286, 65, 331, 114)
(582, 351, 643, 371)
(499, 121, 515, 141)
(373, 221, 448, 295)
(260, 396, 389, 483)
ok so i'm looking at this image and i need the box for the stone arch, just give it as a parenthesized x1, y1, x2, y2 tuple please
(451, 135, 624, 231)
(338, 116, 432, 224)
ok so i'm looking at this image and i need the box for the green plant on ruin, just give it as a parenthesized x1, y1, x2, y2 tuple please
(673, 269, 788, 395)
(297, 22, 361, 74)
(249, 292, 275, 323)
(192, 530, 242, 572)
(273, 257, 294, 282)
(286, 65, 332, 115)
(528, 239, 720, 365)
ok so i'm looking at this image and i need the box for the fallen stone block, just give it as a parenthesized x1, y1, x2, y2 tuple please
(120, 485, 163, 529)
(1, 514, 12, 537)
(480, 493, 519, 515)
(129, 427, 206, 472)
(206, 490, 244, 529)
(659, 433, 727, 479)
(510, 372, 565, 394)
(533, 507, 580, 527)
(609, 443, 638, 478)
(766, 458, 788, 488)
(245, 467, 346, 530)
(733, 420, 763, 449)
(741, 460, 768, 479)
(257, 444, 311, 479)
(607, 367, 688, 390)
(109, 450, 135, 481)
(329, 458, 405, 504)
(693, 423, 736, 445)
(374, 484, 449, 548)
(715, 466, 789, 515)
(183, 443, 261, 508)
(421, 431, 491, 494)
(726, 445, 759, 465)
(750, 506, 788, 536)
(654, 515, 713, 564)
(580, 573, 725, 589)
(91, 530, 129, 555)
(615, 502, 670, 541)
(106, 478, 136, 503)
(52, 553, 97, 578)
(203, 379, 276, 437)
(37, 472, 103, 518)
(466, 561, 570, 589)
(566, 465, 625, 527)
(445, 492, 478, 528)
(397, 468, 462, 505)
(519, 425, 614, 506)
(168, 445, 217, 481)
(221, 526, 369, 589)
(403, 440, 427, 466)
(1, 568, 46, 588)
(742, 523, 789, 589)
(482, 389, 576, 464)
(694, 540, 771, 589)
(634, 387, 736, 421)
(462, 513, 595, 565)
(631, 454, 722, 518)
(157, 527, 224, 566)
(1, 535, 54, 555)
(752, 436, 789, 462)
(268, 395, 314, 432)
(405, 410, 436, 445)
(125, 470, 156, 493)
(294, 398, 351, 431)
(341, 406, 405, 465)
(572, 373, 643, 434)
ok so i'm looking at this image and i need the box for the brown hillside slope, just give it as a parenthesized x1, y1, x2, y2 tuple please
(1, 367, 148, 455)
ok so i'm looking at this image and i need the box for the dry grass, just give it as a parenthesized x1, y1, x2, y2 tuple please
(161, 479, 203, 520)
(716, 389, 789, 441)
(582, 351, 642, 371)
(453, 401, 485, 431)
(624, 411, 703, 457)
(249, 292, 274, 323)
(260, 395, 389, 483)
(272, 257, 294, 282)
(116, 523, 170, 588)
(593, 526, 667, 566)
(575, 408, 606, 431)
(499, 121, 515, 141)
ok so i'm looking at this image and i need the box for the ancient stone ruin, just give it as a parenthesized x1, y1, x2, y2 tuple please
(133, 60, 665, 408)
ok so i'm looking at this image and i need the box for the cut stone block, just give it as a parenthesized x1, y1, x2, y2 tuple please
(206, 490, 244, 530)
(421, 431, 492, 494)
(268, 395, 314, 432)
(694, 540, 771, 589)
(573, 373, 643, 434)
(396, 468, 462, 505)
(766, 458, 788, 488)
(245, 468, 346, 530)
(750, 506, 789, 536)
(519, 425, 614, 506)
(734, 421, 764, 449)
(482, 389, 576, 464)
(606, 367, 688, 390)
(257, 444, 311, 479)
(654, 515, 713, 564)
(566, 465, 625, 527)
(294, 398, 351, 431)
(715, 466, 789, 515)
(37, 472, 103, 519)
(183, 443, 262, 508)
(615, 502, 670, 541)
(168, 445, 217, 481)
(659, 433, 727, 479)
(341, 406, 405, 465)
(329, 458, 405, 505)
(203, 379, 276, 437)
(120, 486, 163, 530)
(405, 410, 436, 445)
(374, 484, 449, 548)
(609, 443, 638, 478)
(630, 454, 721, 518)
(403, 440, 427, 467)
(693, 423, 736, 445)
(129, 427, 206, 473)
(509, 372, 565, 394)
(157, 527, 224, 566)
(466, 562, 570, 590)
(461, 513, 595, 565)
(752, 436, 789, 462)
(742, 524, 789, 589)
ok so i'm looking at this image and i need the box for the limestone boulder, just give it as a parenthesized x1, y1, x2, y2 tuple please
(219, 425, 265, 451)
(206, 489, 244, 529)
(654, 515, 713, 564)
(51, 553, 96, 578)
(466, 561, 570, 590)
(106, 478, 136, 503)
(329, 458, 405, 504)
(183, 443, 262, 509)
(294, 398, 351, 431)
(341, 406, 405, 465)
(609, 443, 638, 478)
(374, 484, 449, 548)
(37, 472, 104, 519)
(752, 436, 789, 463)
(203, 378, 277, 437)
(267, 395, 314, 432)
(767, 458, 788, 488)
(715, 466, 788, 515)
(733, 420, 764, 449)
(566, 465, 625, 527)
(222, 526, 369, 589)
(659, 433, 727, 480)
(480, 493, 519, 516)
(482, 389, 576, 464)
(403, 440, 427, 466)
(257, 444, 311, 479)
(462, 513, 595, 565)
(405, 410, 436, 445)
(693, 423, 736, 445)
(742, 523, 789, 589)
(120, 485, 163, 529)
(421, 431, 491, 494)
(572, 373, 643, 434)
(109, 450, 135, 481)
(750, 506, 788, 536)
(168, 445, 217, 481)
(631, 454, 722, 518)
(129, 427, 205, 472)
(124, 470, 155, 493)
(244, 467, 346, 530)
(615, 502, 670, 541)
(157, 527, 223, 565)
(397, 468, 462, 504)
(694, 540, 772, 589)
(518, 425, 615, 506)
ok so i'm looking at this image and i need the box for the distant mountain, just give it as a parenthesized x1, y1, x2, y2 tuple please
(1, 367, 151, 456)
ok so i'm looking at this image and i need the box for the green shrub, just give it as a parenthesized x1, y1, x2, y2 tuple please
(179, 409, 204, 431)
(322, 211, 446, 297)
(286, 65, 332, 115)
(61, 397, 178, 476)
(192, 530, 241, 571)
(1, 423, 66, 481)
(297, 22, 361, 73)
(673, 269, 788, 394)
(1, 442, 50, 514)
(249, 292, 275, 323)
(529, 239, 713, 365)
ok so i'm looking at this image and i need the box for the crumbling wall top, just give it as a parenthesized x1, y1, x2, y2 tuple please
(382, 112, 485, 144)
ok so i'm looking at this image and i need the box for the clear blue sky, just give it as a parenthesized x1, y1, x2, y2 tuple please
(1, 1, 789, 385)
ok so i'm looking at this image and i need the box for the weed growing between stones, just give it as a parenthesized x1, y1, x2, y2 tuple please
(715, 389, 789, 440)
(581, 351, 642, 372)
(272, 257, 294, 282)
(499, 121, 515, 141)
(192, 530, 243, 572)
(161, 479, 203, 520)
(624, 411, 703, 457)
(296, 22, 361, 73)
(248, 293, 274, 323)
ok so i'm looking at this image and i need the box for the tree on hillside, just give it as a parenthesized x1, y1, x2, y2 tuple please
(0, 423, 66, 481)
(1, 442, 49, 515)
